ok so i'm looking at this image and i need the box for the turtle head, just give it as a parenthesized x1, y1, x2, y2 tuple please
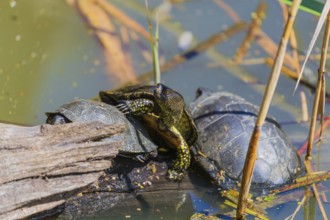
(99, 91, 117, 105)
(154, 83, 184, 125)
(45, 113, 71, 125)
(195, 87, 214, 100)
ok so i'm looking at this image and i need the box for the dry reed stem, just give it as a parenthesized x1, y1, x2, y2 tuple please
(268, 170, 330, 195)
(306, 11, 330, 160)
(299, 53, 330, 60)
(95, 0, 150, 40)
(214, 0, 297, 68)
(234, 1, 266, 62)
(304, 160, 329, 220)
(236, 0, 301, 218)
(208, 53, 330, 68)
(223, 190, 268, 219)
(212, 0, 240, 22)
(280, 2, 301, 72)
(74, 0, 136, 84)
(119, 26, 130, 44)
(287, 195, 306, 220)
(289, 26, 301, 72)
(298, 116, 330, 156)
(254, 29, 297, 68)
(294, 2, 330, 92)
(265, 57, 299, 79)
(300, 91, 309, 122)
(207, 57, 266, 67)
(224, 200, 269, 220)
(264, 58, 326, 95)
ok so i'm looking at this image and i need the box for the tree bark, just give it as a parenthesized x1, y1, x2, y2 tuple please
(0, 121, 125, 219)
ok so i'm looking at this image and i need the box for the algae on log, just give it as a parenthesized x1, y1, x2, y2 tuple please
(0, 121, 125, 219)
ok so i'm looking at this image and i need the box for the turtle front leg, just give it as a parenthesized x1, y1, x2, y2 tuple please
(116, 99, 154, 115)
(167, 127, 191, 181)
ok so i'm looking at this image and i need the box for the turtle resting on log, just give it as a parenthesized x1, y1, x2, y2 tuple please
(37, 86, 306, 219)
(46, 99, 158, 162)
(99, 83, 198, 181)
(189, 88, 303, 195)
(46, 85, 301, 194)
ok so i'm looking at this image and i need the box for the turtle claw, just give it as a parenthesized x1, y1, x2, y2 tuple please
(134, 154, 149, 163)
(116, 102, 131, 114)
(167, 169, 185, 181)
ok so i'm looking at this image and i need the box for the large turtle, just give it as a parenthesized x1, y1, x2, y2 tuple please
(46, 99, 158, 161)
(99, 83, 198, 180)
(190, 88, 302, 195)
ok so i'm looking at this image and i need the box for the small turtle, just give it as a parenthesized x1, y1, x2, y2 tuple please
(190, 88, 302, 195)
(99, 83, 198, 180)
(46, 99, 158, 162)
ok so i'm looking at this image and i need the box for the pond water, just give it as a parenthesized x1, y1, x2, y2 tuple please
(1, 0, 330, 219)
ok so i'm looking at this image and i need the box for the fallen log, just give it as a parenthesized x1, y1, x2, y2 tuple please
(0, 121, 125, 219)
(0, 121, 211, 220)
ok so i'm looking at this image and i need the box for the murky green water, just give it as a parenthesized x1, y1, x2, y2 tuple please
(0, 0, 110, 124)
(1, 0, 330, 219)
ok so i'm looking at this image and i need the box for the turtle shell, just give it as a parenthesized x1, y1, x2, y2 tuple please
(190, 88, 302, 195)
(46, 99, 158, 157)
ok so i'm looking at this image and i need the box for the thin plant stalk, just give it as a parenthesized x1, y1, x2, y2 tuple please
(234, 0, 266, 62)
(153, 13, 161, 84)
(268, 170, 330, 195)
(265, 57, 321, 94)
(306, 10, 330, 160)
(145, 0, 161, 84)
(280, 2, 301, 73)
(304, 189, 317, 220)
(236, 0, 301, 218)
(294, 1, 330, 92)
(287, 195, 306, 220)
(304, 160, 329, 219)
(297, 116, 330, 156)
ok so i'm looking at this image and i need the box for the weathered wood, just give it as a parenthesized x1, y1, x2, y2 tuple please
(0, 121, 124, 185)
(46, 160, 112, 176)
(0, 121, 125, 219)
(0, 172, 103, 218)
(0, 121, 124, 150)
(1, 200, 66, 220)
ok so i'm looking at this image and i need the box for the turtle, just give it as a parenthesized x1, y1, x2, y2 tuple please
(189, 88, 302, 195)
(46, 99, 158, 162)
(99, 83, 198, 180)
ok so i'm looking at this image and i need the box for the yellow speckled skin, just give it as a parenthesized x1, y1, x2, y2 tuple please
(99, 84, 198, 180)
